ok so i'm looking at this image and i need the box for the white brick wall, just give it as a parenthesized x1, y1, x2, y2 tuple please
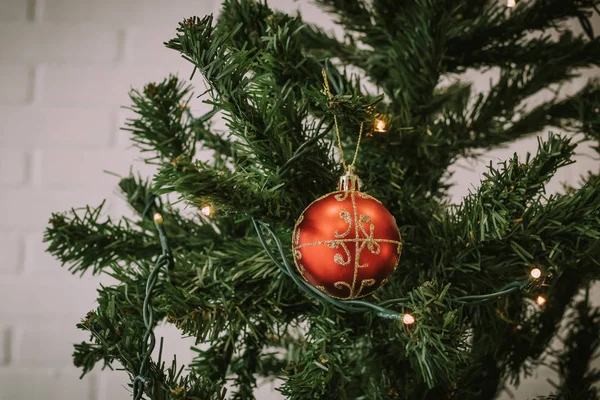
(0, 23, 122, 64)
(0, 1, 220, 398)
(0, 1, 30, 22)
(0, 233, 22, 274)
(0, 66, 33, 104)
(0, 106, 115, 147)
(0, 1, 597, 399)
(0, 149, 28, 185)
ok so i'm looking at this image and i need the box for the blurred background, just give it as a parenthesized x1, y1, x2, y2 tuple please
(0, 0, 598, 399)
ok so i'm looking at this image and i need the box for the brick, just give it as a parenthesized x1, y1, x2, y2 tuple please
(0, 65, 31, 104)
(0, 22, 121, 64)
(39, 148, 156, 189)
(0, 106, 114, 148)
(0, 326, 10, 365)
(14, 324, 89, 367)
(23, 232, 61, 275)
(0, 149, 27, 185)
(97, 370, 132, 400)
(125, 25, 196, 68)
(38, 149, 117, 189)
(0, 233, 22, 275)
(44, 0, 216, 26)
(0, 275, 105, 319)
(0, 0, 29, 22)
(0, 188, 121, 231)
(42, 65, 194, 106)
(0, 368, 93, 399)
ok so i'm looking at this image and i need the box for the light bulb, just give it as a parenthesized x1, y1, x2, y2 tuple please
(530, 268, 542, 279)
(153, 213, 163, 223)
(402, 313, 415, 325)
(201, 205, 213, 216)
(536, 296, 546, 306)
(506, 0, 516, 8)
(375, 119, 386, 132)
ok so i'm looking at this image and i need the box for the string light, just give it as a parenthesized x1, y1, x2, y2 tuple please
(374, 119, 387, 133)
(530, 268, 542, 279)
(403, 313, 415, 325)
(371, 113, 390, 134)
(153, 213, 163, 224)
(536, 296, 546, 306)
(201, 205, 213, 216)
(506, 0, 516, 8)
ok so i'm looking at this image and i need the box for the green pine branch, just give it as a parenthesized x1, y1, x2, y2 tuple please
(124, 75, 196, 163)
(446, 0, 600, 71)
(153, 157, 297, 222)
(547, 297, 600, 399)
(45, 203, 156, 276)
(44, 1, 600, 399)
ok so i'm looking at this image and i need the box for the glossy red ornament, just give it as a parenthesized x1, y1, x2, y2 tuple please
(292, 189, 402, 299)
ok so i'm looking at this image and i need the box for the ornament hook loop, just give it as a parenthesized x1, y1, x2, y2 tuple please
(338, 166, 361, 191)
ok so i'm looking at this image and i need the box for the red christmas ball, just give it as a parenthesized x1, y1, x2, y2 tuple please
(292, 190, 402, 299)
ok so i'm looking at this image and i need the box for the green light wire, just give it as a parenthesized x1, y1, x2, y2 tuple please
(126, 205, 528, 399)
(454, 281, 528, 303)
(132, 209, 172, 400)
(128, 193, 528, 398)
(252, 219, 530, 319)
(252, 218, 405, 318)
(251, 66, 529, 319)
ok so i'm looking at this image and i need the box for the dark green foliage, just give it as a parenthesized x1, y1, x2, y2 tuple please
(125, 76, 196, 163)
(153, 156, 298, 222)
(547, 296, 600, 399)
(401, 282, 468, 387)
(44, 0, 600, 399)
(45, 203, 155, 276)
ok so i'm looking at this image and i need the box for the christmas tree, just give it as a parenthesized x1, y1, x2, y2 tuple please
(44, 0, 600, 398)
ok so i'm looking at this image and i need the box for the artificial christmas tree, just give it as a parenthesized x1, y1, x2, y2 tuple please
(45, 0, 600, 399)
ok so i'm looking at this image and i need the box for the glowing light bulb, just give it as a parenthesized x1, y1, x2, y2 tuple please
(374, 119, 387, 133)
(153, 213, 163, 224)
(403, 313, 415, 325)
(201, 205, 213, 216)
(530, 268, 542, 279)
(506, 0, 516, 8)
(536, 296, 546, 306)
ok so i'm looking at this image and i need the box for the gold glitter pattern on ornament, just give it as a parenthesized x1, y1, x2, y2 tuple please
(332, 241, 352, 266)
(292, 190, 402, 299)
(335, 209, 353, 238)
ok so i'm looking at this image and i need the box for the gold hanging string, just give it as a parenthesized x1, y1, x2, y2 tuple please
(322, 68, 364, 173)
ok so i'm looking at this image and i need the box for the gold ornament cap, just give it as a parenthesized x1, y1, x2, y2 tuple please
(338, 166, 361, 191)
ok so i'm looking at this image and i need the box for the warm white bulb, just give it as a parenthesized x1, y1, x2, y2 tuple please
(506, 0, 516, 8)
(153, 213, 163, 223)
(403, 313, 415, 325)
(530, 268, 542, 279)
(375, 119, 386, 132)
(201, 205, 213, 216)
(536, 296, 546, 306)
